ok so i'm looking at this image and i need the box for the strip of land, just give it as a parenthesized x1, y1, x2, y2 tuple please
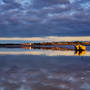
(0, 41, 90, 47)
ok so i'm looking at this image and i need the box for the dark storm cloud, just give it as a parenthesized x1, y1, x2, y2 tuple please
(33, 0, 69, 8)
(0, 0, 90, 24)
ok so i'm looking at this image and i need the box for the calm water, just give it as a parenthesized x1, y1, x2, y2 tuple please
(0, 37, 90, 90)
(0, 55, 90, 90)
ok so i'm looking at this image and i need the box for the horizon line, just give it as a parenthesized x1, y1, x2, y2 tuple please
(0, 36, 90, 41)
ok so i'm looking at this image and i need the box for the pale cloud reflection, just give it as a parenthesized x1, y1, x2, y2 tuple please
(0, 50, 90, 56)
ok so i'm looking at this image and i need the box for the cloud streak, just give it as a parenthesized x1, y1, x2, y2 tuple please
(0, 36, 90, 41)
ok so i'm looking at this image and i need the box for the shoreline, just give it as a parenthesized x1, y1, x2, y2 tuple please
(0, 41, 90, 46)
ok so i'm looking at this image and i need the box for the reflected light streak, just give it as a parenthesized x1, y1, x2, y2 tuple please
(0, 50, 90, 56)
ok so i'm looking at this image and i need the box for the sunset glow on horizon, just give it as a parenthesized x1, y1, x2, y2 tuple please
(0, 36, 90, 42)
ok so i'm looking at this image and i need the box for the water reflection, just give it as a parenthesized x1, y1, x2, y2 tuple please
(0, 46, 90, 56)
(0, 55, 90, 90)
(75, 50, 86, 56)
(0, 37, 90, 90)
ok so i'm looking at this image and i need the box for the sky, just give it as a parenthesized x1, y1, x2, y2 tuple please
(0, 36, 90, 41)
(0, 0, 90, 37)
